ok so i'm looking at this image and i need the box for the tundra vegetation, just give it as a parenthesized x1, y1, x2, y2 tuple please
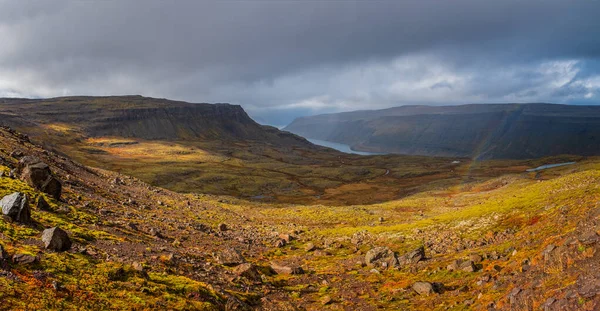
(0, 97, 598, 310)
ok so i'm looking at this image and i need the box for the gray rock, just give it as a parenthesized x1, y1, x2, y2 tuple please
(400, 246, 425, 265)
(274, 239, 286, 248)
(215, 247, 246, 266)
(365, 246, 398, 268)
(412, 281, 435, 295)
(36, 196, 51, 211)
(1, 192, 31, 223)
(270, 262, 304, 275)
(12, 253, 37, 265)
(460, 260, 477, 272)
(42, 227, 72, 251)
(19, 158, 62, 200)
(447, 259, 462, 271)
(233, 263, 261, 281)
(304, 242, 316, 252)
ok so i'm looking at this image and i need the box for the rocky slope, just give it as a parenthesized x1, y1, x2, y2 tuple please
(284, 103, 600, 159)
(2, 123, 600, 309)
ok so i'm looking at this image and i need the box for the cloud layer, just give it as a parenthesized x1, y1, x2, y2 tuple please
(1, 1, 600, 126)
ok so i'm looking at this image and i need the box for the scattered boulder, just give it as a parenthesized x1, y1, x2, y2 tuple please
(1, 192, 31, 223)
(469, 253, 483, 263)
(447, 260, 461, 271)
(233, 263, 261, 281)
(42, 227, 72, 252)
(460, 260, 477, 272)
(36, 196, 51, 211)
(218, 223, 228, 231)
(274, 239, 286, 248)
(270, 262, 304, 275)
(304, 242, 316, 252)
(12, 253, 37, 265)
(279, 233, 294, 243)
(412, 281, 436, 295)
(399, 246, 425, 265)
(19, 158, 62, 200)
(365, 247, 398, 269)
(215, 247, 246, 266)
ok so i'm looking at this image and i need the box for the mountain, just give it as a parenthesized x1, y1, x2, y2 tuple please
(0, 95, 476, 205)
(284, 103, 600, 159)
(0, 95, 310, 146)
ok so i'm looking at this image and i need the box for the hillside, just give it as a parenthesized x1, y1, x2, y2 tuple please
(0, 96, 310, 146)
(0, 96, 528, 206)
(284, 103, 600, 159)
(2, 124, 600, 310)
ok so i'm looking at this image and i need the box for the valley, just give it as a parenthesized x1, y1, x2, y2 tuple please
(0, 97, 599, 310)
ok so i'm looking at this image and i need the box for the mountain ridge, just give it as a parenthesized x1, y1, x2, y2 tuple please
(284, 103, 600, 159)
(0, 95, 313, 147)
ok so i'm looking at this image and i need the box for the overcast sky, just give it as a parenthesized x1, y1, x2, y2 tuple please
(1, 1, 600, 126)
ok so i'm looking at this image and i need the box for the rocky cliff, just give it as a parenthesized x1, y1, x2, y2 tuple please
(0, 95, 311, 146)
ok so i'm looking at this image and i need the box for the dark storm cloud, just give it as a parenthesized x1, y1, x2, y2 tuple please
(1, 0, 600, 125)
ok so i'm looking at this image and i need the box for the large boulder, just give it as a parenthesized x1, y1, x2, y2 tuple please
(233, 263, 261, 281)
(412, 281, 437, 295)
(214, 247, 246, 266)
(365, 247, 398, 269)
(399, 246, 426, 265)
(42, 227, 72, 252)
(1, 192, 31, 223)
(19, 158, 62, 200)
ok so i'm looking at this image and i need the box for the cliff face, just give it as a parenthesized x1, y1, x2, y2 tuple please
(284, 103, 600, 159)
(0, 96, 311, 146)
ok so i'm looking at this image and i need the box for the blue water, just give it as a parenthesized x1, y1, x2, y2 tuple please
(526, 162, 576, 172)
(308, 138, 384, 156)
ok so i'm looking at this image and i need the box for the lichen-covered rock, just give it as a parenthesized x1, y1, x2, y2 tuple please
(412, 281, 436, 295)
(365, 247, 398, 269)
(42, 227, 72, 252)
(12, 253, 37, 265)
(36, 195, 51, 211)
(215, 247, 245, 266)
(19, 158, 62, 200)
(233, 263, 261, 281)
(1, 192, 31, 223)
(399, 246, 425, 265)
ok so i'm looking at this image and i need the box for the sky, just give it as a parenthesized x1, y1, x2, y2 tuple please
(1, 1, 600, 127)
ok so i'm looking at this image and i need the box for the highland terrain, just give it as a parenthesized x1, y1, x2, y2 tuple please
(0, 97, 599, 310)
